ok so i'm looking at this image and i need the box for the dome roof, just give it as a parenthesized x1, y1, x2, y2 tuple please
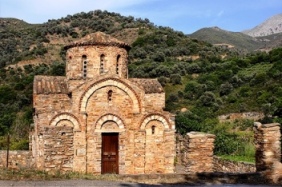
(64, 31, 131, 50)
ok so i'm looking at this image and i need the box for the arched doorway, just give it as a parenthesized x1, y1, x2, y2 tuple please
(102, 133, 119, 174)
(101, 121, 119, 174)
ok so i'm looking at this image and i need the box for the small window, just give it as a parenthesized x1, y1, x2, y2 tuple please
(116, 55, 120, 75)
(108, 90, 113, 101)
(82, 55, 87, 78)
(100, 54, 105, 74)
(152, 125, 156, 135)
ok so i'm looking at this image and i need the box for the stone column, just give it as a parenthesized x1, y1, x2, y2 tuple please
(253, 122, 282, 183)
(184, 132, 216, 173)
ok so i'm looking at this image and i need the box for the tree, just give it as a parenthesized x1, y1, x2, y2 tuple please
(170, 74, 181, 85)
(50, 62, 65, 76)
(219, 82, 233, 96)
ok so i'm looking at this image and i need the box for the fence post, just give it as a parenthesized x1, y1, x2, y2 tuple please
(6, 133, 10, 168)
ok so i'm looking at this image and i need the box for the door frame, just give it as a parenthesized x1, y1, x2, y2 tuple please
(101, 133, 119, 174)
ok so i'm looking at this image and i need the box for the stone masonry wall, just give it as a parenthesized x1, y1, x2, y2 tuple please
(253, 122, 282, 183)
(182, 132, 216, 173)
(0, 150, 33, 169)
(43, 126, 74, 172)
(213, 156, 255, 173)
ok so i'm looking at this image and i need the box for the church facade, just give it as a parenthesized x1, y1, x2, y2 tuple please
(31, 32, 175, 174)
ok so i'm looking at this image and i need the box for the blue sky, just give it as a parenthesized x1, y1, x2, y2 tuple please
(0, 0, 281, 34)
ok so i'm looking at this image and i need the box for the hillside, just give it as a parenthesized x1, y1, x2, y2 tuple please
(256, 32, 282, 51)
(243, 14, 282, 37)
(188, 27, 261, 51)
(0, 10, 282, 160)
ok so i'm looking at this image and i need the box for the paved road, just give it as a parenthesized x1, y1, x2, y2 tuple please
(0, 180, 277, 187)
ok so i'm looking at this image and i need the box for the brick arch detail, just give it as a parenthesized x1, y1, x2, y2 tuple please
(50, 113, 81, 131)
(79, 78, 141, 113)
(95, 113, 125, 129)
(140, 114, 170, 130)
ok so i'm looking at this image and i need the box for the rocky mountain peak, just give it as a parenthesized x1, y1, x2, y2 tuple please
(243, 14, 282, 37)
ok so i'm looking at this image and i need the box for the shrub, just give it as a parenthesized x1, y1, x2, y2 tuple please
(158, 76, 168, 86)
(10, 139, 29, 150)
(50, 62, 65, 76)
(0, 85, 17, 104)
(199, 92, 216, 106)
(166, 93, 178, 103)
(170, 74, 181, 85)
(219, 82, 233, 96)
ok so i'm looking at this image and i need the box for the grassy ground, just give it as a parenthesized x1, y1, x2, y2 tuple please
(0, 168, 120, 181)
(219, 155, 255, 163)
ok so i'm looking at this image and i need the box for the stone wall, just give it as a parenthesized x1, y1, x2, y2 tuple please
(213, 157, 255, 173)
(253, 122, 282, 183)
(43, 126, 74, 172)
(218, 112, 264, 122)
(0, 150, 33, 169)
(180, 132, 215, 173)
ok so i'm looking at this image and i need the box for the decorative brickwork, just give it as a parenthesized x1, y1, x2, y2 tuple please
(31, 32, 175, 174)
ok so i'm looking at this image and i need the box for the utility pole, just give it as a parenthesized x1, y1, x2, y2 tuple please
(6, 133, 10, 168)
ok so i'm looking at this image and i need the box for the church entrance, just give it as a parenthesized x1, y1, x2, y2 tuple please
(101, 133, 119, 174)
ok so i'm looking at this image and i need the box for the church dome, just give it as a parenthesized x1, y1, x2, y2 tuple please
(64, 31, 131, 50)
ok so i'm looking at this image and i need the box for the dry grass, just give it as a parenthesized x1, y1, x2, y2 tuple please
(0, 168, 120, 181)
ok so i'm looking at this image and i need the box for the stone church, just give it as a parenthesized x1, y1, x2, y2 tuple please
(31, 32, 175, 174)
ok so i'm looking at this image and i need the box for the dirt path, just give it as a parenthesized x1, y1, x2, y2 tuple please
(0, 180, 277, 187)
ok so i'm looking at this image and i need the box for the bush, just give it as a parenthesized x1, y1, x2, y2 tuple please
(50, 62, 65, 76)
(219, 82, 233, 96)
(167, 93, 178, 103)
(158, 76, 168, 86)
(199, 92, 216, 106)
(0, 85, 17, 104)
(170, 74, 181, 85)
(10, 139, 29, 150)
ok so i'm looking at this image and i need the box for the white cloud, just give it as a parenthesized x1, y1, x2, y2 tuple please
(217, 10, 224, 17)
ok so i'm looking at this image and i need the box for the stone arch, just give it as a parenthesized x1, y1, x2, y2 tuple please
(95, 113, 125, 130)
(140, 114, 170, 130)
(80, 78, 141, 113)
(50, 113, 81, 131)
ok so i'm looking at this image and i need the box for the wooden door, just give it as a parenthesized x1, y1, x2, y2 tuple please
(101, 133, 119, 174)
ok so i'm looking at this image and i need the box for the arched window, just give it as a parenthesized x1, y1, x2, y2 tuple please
(108, 90, 113, 102)
(100, 54, 105, 74)
(82, 55, 87, 78)
(151, 125, 156, 135)
(116, 55, 120, 75)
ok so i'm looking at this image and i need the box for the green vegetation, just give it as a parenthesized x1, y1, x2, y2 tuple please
(0, 62, 65, 150)
(0, 10, 282, 163)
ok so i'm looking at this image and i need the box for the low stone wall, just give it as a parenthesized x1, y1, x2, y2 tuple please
(181, 132, 216, 173)
(253, 122, 282, 183)
(0, 150, 33, 169)
(213, 156, 255, 173)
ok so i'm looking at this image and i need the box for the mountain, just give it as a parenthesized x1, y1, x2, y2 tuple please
(243, 14, 282, 37)
(188, 26, 261, 51)
(189, 14, 282, 52)
(256, 32, 282, 51)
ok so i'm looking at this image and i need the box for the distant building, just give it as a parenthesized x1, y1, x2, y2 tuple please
(31, 32, 175, 174)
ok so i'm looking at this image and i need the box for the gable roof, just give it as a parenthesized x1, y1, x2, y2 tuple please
(64, 31, 131, 50)
(129, 78, 164, 94)
(33, 76, 68, 94)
